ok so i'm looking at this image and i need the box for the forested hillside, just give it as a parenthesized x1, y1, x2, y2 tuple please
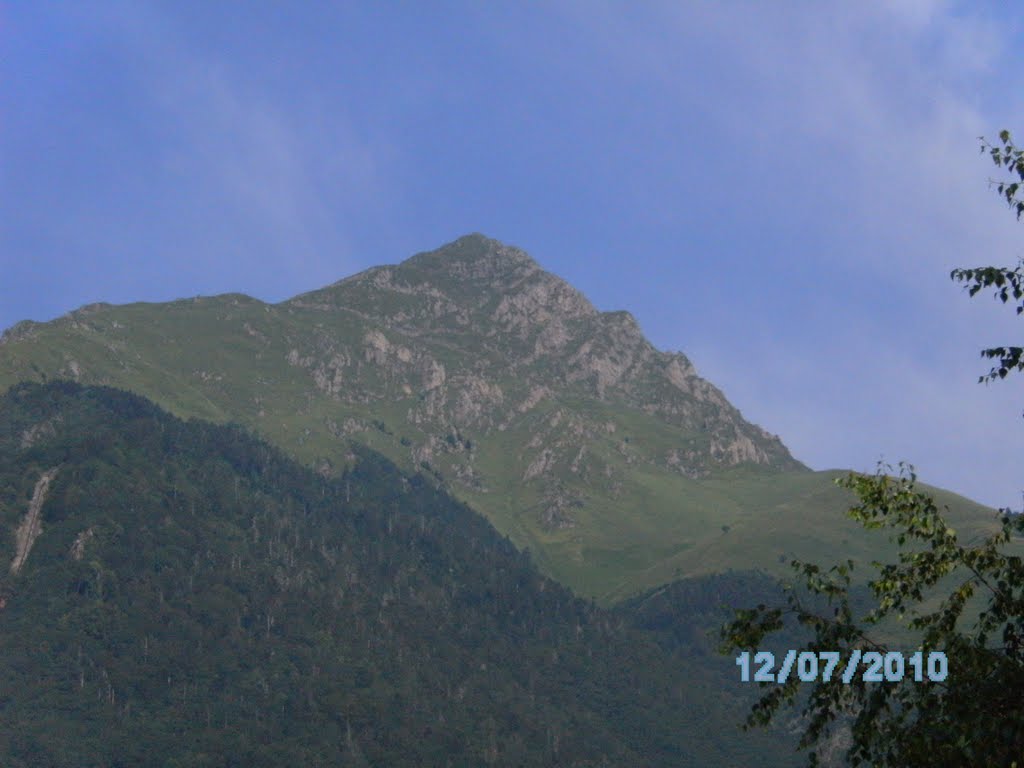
(0, 381, 799, 767)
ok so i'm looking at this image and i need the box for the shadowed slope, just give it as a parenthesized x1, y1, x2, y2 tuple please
(0, 381, 800, 766)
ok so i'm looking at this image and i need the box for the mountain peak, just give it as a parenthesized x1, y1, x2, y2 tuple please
(400, 233, 539, 283)
(288, 234, 598, 328)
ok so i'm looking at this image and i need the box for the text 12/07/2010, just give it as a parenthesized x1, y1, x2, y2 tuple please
(735, 650, 948, 685)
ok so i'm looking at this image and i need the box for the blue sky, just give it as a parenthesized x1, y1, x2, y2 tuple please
(2, 1, 1023, 509)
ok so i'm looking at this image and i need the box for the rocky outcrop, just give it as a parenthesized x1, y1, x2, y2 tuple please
(69, 527, 95, 561)
(10, 467, 59, 575)
(491, 272, 596, 336)
(20, 416, 61, 449)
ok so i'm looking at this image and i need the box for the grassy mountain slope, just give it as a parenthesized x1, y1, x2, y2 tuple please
(0, 234, 1002, 601)
(0, 381, 803, 767)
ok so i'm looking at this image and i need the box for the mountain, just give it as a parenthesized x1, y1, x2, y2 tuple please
(0, 234, 999, 601)
(0, 381, 801, 766)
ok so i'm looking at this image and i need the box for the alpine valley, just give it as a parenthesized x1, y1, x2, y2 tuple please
(0, 234, 1002, 766)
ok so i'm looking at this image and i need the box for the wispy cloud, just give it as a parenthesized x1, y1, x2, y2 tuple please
(557, 1, 1024, 507)
(119, 4, 392, 295)
(0, 2, 396, 319)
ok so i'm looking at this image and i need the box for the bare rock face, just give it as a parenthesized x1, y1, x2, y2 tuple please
(524, 449, 556, 481)
(69, 527, 95, 561)
(363, 330, 391, 365)
(539, 489, 581, 530)
(20, 416, 61, 449)
(492, 272, 597, 336)
(421, 359, 446, 391)
(451, 375, 503, 425)
(712, 431, 769, 465)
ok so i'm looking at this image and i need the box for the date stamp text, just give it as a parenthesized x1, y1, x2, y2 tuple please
(735, 650, 948, 684)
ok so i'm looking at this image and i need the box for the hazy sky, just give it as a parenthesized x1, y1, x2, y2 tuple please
(3, 2, 1023, 509)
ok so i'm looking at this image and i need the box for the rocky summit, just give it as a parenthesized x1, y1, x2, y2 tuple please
(0, 234, 993, 601)
(285, 234, 800, 471)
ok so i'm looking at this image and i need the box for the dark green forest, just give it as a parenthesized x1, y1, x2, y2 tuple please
(0, 381, 799, 767)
